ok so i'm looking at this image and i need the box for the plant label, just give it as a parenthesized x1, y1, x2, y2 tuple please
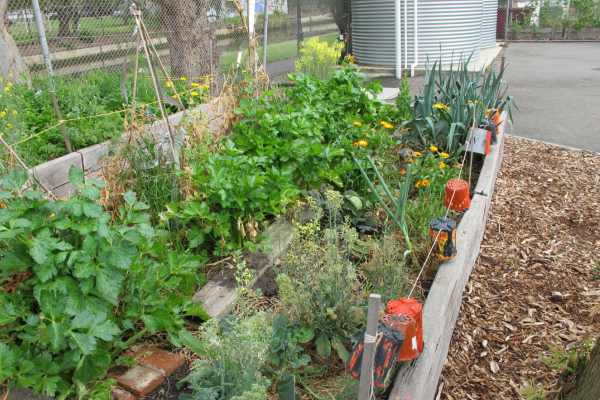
(466, 128, 491, 155)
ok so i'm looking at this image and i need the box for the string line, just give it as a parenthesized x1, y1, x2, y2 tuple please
(407, 105, 484, 299)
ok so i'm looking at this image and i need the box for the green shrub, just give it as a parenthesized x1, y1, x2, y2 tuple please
(0, 167, 208, 398)
(295, 36, 344, 80)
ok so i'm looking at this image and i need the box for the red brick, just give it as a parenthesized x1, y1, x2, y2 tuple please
(107, 365, 164, 397)
(124, 345, 185, 376)
(110, 388, 137, 400)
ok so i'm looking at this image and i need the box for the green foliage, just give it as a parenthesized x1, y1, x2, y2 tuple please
(0, 167, 208, 398)
(409, 148, 458, 195)
(401, 56, 517, 155)
(307, 185, 376, 233)
(275, 192, 365, 360)
(179, 314, 273, 400)
(0, 69, 198, 167)
(541, 338, 595, 384)
(295, 36, 345, 80)
(394, 72, 412, 121)
(78, 29, 96, 43)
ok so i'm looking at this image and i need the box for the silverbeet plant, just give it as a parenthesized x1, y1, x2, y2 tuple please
(0, 167, 209, 399)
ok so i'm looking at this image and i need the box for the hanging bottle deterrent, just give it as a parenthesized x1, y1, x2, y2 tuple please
(427, 217, 457, 260)
(345, 322, 405, 388)
(443, 179, 471, 211)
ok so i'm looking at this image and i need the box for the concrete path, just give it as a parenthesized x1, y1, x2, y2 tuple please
(502, 42, 600, 153)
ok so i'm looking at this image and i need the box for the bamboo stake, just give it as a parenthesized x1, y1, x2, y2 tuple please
(129, 23, 141, 144)
(132, 10, 178, 164)
(0, 137, 56, 200)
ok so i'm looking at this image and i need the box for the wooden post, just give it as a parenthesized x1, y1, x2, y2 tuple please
(358, 294, 381, 400)
(50, 91, 73, 153)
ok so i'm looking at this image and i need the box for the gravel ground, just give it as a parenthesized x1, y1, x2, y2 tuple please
(438, 138, 600, 399)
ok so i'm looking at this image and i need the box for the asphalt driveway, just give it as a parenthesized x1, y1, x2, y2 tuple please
(492, 42, 600, 152)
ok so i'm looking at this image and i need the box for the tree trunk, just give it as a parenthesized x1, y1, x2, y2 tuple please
(328, 0, 350, 33)
(155, 0, 217, 80)
(0, 0, 30, 83)
(565, 338, 600, 400)
(57, 7, 73, 37)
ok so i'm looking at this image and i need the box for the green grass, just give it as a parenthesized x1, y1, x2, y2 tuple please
(219, 32, 338, 72)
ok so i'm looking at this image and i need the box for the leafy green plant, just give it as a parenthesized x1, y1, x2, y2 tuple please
(408, 146, 458, 195)
(0, 167, 208, 398)
(307, 185, 376, 233)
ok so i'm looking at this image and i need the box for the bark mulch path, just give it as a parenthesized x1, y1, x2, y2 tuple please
(438, 138, 600, 400)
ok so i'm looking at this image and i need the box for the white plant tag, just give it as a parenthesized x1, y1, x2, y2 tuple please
(466, 128, 490, 154)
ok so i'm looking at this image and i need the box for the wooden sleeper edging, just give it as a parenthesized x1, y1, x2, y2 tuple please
(389, 112, 508, 400)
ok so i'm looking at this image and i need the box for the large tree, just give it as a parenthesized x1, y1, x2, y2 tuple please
(328, 0, 350, 34)
(155, 0, 218, 80)
(564, 337, 600, 400)
(0, 0, 29, 83)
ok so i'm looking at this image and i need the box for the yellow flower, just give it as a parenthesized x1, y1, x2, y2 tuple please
(422, 179, 430, 187)
(468, 100, 473, 103)
(7, 82, 12, 87)
(440, 152, 449, 158)
(363, 132, 369, 137)
(0, 133, 3, 136)
(425, 167, 429, 171)
(414, 151, 422, 156)
(400, 169, 406, 175)
(439, 163, 446, 169)
(191, 91, 198, 96)
(408, 157, 413, 163)
(12, 110, 17, 115)
(416, 181, 422, 188)
(0, 203, 4, 208)
(191, 82, 200, 87)
(3, 87, 8, 92)
(353, 121, 362, 126)
(202, 85, 210, 89)
(385, 123, 394, 129)
(434, 103, 444, 109)
(173, 95, 178, 98)
(429, 146, 438, 152)
(50, 213, 56, 218)
(180, 77, 187, 81)
(358, 140, 368, 147)
(166, 82, 172, 88)
(371, 128, 375, 131)
(455, 165, 462, 169)
(9, 74, 13, 77)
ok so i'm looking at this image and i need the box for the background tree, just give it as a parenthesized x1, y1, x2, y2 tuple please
(1, 0, 29, 83)
(154, 0, 218, 79)
(328, 0, 349, 34)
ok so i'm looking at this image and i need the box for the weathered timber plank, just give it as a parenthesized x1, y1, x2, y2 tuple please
(389, 112, 509, 400)
(193, 211, 313, 320)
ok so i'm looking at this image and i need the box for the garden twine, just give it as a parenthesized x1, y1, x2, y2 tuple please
(407, 105, 480, 299)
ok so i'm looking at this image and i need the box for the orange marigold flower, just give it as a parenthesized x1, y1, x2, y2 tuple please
(439, 163, 446, 169)
(429, 146, 438, 152)
(353, 142, 359, 147)
(358, 140, 368, 147)
(353, 121, 362, 126)
(416, 181, 422, 188)
(421, 179, 430, 187)
(455, 165, 462, 169)
(400, 169, 406, 175)
(440, 152, 450, 158)
(414, 151, 422, 156)
(408, 157, 413, 163)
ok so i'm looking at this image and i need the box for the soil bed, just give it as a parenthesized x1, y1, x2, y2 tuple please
(438, 138, 600, 399)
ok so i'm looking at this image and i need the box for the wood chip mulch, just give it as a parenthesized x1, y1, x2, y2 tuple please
(438, 138, 600, 400)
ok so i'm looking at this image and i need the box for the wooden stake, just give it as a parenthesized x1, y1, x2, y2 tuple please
(358, 294, 381, 400)
(50, 91, 72, 153)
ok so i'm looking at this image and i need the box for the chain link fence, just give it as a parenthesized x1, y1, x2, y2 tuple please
(497, 0, 600, 41)
(5, 0, 337, 80)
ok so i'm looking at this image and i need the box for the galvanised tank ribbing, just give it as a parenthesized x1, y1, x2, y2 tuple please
(351, 0, 396, 67)
(351, 0, 484, 67)
(481, 0, 498, 48)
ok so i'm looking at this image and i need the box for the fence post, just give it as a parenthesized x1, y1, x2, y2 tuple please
(357, 294, 381, 400)
(504, 1, 510, 41)
(296, 0, 303, 54)
(263, 0, 268, 70)
(32, 0, 72, 154)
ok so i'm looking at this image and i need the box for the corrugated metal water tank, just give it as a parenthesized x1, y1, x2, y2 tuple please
(481, 0, 498, 48)
(352, 0, 484, 67)
(351, 0, 396, 67)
